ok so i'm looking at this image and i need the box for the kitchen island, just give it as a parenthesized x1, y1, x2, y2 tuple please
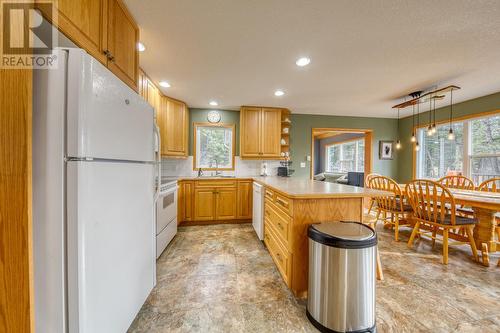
(253, 176, 391, 297)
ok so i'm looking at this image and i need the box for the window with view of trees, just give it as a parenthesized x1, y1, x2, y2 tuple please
(195, 124, 234, 169)
(325, 139, 364, 173)
(416, 114, 500, 183)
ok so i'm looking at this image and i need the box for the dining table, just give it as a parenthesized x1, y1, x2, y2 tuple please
(399, 184, 500, 266)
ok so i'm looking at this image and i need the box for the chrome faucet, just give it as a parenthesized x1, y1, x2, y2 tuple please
(213, 159, 222, 176)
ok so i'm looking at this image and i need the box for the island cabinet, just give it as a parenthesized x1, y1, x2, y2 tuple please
(38, 0, 139, 91)
(177, 179, 253, 223)
(240, 107, 283, 159)
(257, 180, 370, 298)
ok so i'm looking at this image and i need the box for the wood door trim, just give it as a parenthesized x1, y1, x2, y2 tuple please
(0, 69, 34, 332)
(310, 128, 373, 179)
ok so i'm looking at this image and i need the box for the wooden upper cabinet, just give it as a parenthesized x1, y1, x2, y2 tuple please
(159, 97, 188, 158)
(240, 107, 282, 159)
(240, 107, 262, 157)
(138, 69, 148, 100)
(261, 108, 282, 157)
(106, 0, 139, 91)
(39, 0, 108, 64)
(38, 0, 139, 91)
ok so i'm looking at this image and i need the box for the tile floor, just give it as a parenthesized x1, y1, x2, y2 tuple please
(128, 223, 500, 333)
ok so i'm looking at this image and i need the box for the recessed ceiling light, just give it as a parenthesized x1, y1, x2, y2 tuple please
(137, 42, 146, 52)
(274, 90, 285, 97)
(296, 57, 311, 67)
(209, 100, 218, 106)
(159, 81, 170, 88)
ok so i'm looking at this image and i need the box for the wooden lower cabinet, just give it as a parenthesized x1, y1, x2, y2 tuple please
(178, 179, 252, 223)
(194, 188, 216, 221)
(178, 181, 193, 223)
(263, 186, 364, 297)
(237, 180, 253, 219)
(214, 188, 237, 220)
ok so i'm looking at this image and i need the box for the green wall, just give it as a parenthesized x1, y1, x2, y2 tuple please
(290, 114, 399, 179)
(397, 91, 500, 183)
(188, 108, 241, 155)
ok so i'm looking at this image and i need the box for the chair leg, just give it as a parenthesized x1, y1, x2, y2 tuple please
(394, 214, 400, 242)
(443, 229, 449, 265)
(464, 226, 478, 262)
(368, 199, 374, 214)
(481, 243, 490, 267)
(407, 221, 420, 248)
(376, 248, 383, 281)
(431, 226, 437, 248)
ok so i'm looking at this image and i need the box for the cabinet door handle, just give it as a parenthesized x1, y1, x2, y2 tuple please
(276, 198, 287, 207)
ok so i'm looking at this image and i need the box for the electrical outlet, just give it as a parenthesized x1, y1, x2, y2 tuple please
(300, 162, 306, 168)
(306, 155, 311, 161)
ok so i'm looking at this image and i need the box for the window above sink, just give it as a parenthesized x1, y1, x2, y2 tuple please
(194, 123, 235, 170)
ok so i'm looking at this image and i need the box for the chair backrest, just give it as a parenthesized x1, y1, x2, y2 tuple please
(368, 175, 403, 212)
(438, 175, 475, 190)
(478, 177, 500, 192)
(365, 173, 380, 188)
(405, 179, 457, 225)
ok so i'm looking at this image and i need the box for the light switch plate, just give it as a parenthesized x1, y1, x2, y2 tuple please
(300, 162, 306, 168)
(306, 155, 311, 161)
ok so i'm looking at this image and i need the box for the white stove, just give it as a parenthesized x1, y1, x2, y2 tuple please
(156, 178, 178, 258)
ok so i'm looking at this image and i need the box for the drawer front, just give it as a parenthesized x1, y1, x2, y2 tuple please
(264, 221, 291, 285)
(264, 202, 290, 248)
(265, 188, 275, 201)
(274, 193, 292, 216)
(264, 187, 292, 216)
(195, 180, 237, 188)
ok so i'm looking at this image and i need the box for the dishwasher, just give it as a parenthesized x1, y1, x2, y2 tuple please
(252, 182, 264, 240)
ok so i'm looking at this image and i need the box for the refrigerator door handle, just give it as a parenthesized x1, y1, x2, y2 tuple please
(154, 123, 161, 201)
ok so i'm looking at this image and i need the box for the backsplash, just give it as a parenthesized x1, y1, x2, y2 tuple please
(161, 156, 281, 177)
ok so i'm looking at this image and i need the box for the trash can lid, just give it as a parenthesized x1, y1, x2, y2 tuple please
(308, 222, 377, 249)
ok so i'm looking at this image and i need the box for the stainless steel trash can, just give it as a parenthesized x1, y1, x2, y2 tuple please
(307, 222, 377, 333)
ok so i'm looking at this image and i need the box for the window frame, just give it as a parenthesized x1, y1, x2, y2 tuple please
(414, 110, 500, 181)
(325, 137, 365, 173)
(193, 122, 236, 171)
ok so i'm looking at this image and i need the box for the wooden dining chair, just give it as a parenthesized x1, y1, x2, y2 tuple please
(365, 173, 380, 214)
(478, 177, 500, 249)
(438, 175, 475, 190)
(439, 175, 476, 218)
(405, 179, 479, 265)
(369, 175, 412, 241)
(478, 177, 500, 192)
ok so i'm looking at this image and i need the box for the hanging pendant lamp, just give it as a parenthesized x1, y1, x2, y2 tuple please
(447, 90, 455, 140)
(396, 107, 401, 149)
(410, 103, 416, 143)
(427, 98, 433, 136)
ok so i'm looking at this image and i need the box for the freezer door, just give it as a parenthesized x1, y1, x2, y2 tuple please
(66, 48, 154, 162)
(67, 161, 155, 333)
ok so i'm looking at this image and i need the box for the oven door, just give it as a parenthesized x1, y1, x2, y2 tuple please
(156, 186, 177, 236)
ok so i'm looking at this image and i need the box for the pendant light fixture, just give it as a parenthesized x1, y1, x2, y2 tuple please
(427, 98, 433, 136)
(431, 97, 437, 134)
(415, 99, 420, 151)
(410, 103, 416, 143)
(447, 89, 455, 140)
(396, 107, 401, 149)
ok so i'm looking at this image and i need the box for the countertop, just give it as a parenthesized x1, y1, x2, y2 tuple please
(252, 176, 393, 199)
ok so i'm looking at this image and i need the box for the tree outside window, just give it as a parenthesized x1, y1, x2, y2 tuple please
(195, 124, 234, 170)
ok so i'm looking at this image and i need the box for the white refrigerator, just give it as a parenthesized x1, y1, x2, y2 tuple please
(33, 48, 157, 333)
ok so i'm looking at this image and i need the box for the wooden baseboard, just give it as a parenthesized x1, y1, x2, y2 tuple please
(179, 219, 252, 226)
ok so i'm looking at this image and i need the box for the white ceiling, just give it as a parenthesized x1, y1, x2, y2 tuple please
(124, 0, 500, 118)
